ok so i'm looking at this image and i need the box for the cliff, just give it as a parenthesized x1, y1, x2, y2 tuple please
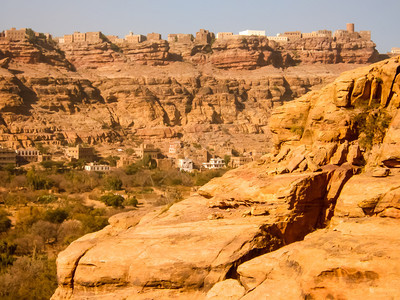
(52, 56, 400, 299)
(0, 36, 367, 153)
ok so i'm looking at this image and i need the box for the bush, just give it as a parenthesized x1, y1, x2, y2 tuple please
(74, 210, 108, 234)
(104, 176, 123, 190)
(194, 169, 228, 186)
(36, 194, 57, 204)
(0, 240, 16, 271)
(57, 220, 83, 245)
(124, 195, 138, 207)
(354, 109, 391, 150)
(43, 208, 69, 224)
(100, 193, 124, 208)
(31, 221, 58, 244)
(0, 209, 12, 233)
(0, 256, 57, 300)
(224, 155, 231, 167)
(40, 160, 64, 173)
(26, 168, 53, 190)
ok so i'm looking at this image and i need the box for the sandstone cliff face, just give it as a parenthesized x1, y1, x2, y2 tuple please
(0, 39, 72, 68)
(52, 57, 400, 299)
(282, 37, 379, 65)
(0, 36, 382, 152)
(0, 39, 343, 152)
(59, 42, 126, 69)
(209, 36, 378, 70)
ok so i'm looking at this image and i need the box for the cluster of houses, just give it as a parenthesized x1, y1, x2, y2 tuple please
(0, 140, 259, 173)
(4, 25, 400, 54)
(0, 27, 52, 41)
(54, 23, 372, 46)
(217, 23, 371, 43)
(1, 22, 375, 47)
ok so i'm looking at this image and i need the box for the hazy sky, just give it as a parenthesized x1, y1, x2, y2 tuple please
(1, 0, 399, 53)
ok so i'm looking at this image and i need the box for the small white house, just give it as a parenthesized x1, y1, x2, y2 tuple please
(84, 162, 110, 172)
(178, 158, 194, 172)
(239, 30, 266, 37)
(202, 157, 225, 169)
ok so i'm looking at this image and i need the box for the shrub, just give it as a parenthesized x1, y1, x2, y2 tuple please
(0, 256, 57, 300)
(31, 221, 58, 244)
(0, 240, 16, 271)
(0, 209, 12, 233)
(289, 125, 305, 136)
(194, 169, 228, 186)
(43, 208, 69, 224)
(40, 160, 64, 172)
(224, 155, 231, 167)
(192, 143, 202, 149)
(104, 177, 122, 190)
(57, 220, 83, 245)
(15, 207, 44, 232)
(36, 194, 57, 204)
(354, 109, 391, 150)
(124, 195, 138, 207)
(100, 193, 124, 208)
(125, 163, 140, 175)
(104, 175, 123, 190)
(74, 211, 108, 233)
(26, 168, 53, 190)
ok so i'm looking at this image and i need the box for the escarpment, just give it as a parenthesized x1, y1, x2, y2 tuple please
(51, 57, 400, 299)
(1, 35, 365, 152)
(0, 34, 382, 151)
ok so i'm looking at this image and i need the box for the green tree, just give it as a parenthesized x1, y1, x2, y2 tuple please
(43, 208, 69, 224)
(224, 155, 231, 167)
(104, 175, 123, 190)
(124, 195, 138, 207)
(26, 168, 53, 190)
(100, 193, 124, 208)
(0, 240, 16, 271)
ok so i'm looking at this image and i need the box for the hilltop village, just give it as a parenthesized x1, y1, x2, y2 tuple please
(0, 23, 373, 45)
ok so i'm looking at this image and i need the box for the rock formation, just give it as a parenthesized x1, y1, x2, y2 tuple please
(51, 56, 400, 299)
(0, 35, 368, 153)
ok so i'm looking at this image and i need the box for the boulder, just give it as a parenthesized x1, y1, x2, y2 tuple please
(206, 279, 245, 300)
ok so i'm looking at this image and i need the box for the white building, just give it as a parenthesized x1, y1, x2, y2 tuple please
(202, 157, 225, 169)
(178, 158, 194, 173)
(267, 35, 288, 43)
(84, 163, 110, 172)
(239, 30, 266, 37)
(391, 47, 400, 54)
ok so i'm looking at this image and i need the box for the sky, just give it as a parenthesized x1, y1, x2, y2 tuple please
(1, 0, 399, 53)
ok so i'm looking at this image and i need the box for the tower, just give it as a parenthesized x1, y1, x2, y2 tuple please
(346, 23, 355, 33)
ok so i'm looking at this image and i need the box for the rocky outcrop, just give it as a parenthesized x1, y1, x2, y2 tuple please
(282, 37, 379, 65)
(0, 39, 71, 68)
(51, 56, 400, 299)
(59, 42, 125, 69)
(0, 51, 346, 151)
(119, 40, 169, 66)
(210, 37, 277, 70)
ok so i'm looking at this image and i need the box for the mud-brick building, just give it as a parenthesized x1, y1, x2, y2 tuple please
(4, 28, 26, 41)
(65, 146, 96, 162)
(0, 148, 16, 167)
